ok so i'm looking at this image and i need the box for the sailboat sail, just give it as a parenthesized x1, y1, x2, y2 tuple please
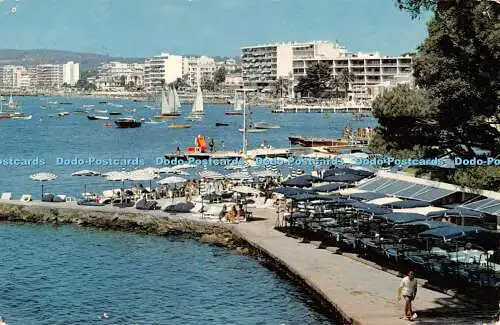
(8, 95, 13, 106)
(234, 99, 243, 111)
(173, 87, 181, 109)
(160, 87, 172, 115)
(191, 85, 204, 114)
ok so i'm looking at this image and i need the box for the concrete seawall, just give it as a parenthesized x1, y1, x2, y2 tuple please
(0, 202, 495, 324)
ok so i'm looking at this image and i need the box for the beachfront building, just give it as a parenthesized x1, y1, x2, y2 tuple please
(0, 65, 32, 90)
(182, 56, 216, 86)
(62, 61, 80, 86)
(241, 41, 413, 100)
(216, 58, 239, 73)
(144, 53, 183, 91)
(94, 61, 144, 90)
(292, 51, 413, 100)
(241, 41, 346, 91)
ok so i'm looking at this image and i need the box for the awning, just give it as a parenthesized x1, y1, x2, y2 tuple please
(383, 200, 430, 209)
(460, 198, 500, 217)
(399, 220, 452, 229)
(358, 177, 457, 202)
(427, 207, 483, 218)
(377, 213, 427, 224)
(344, 191, 388, 201)
(419, 225, 489, 241)
(350, 202, 392, 215)
(313, 183, 353, 193)
(324, 174, 365, 183)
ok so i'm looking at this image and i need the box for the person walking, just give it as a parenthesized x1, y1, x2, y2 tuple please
(397, 270, 418, 321)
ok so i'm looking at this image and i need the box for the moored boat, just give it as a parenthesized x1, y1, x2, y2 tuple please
(87, 115, 109, 120)
(216, 122, 229, 126)
(225, 92, 243, 115)
(168, 124, 191, 129)
(109, 111, 122, 115)
(254, 121, 280, 129)
(114, 117, 142, 128)
(153, 85, 182, 120)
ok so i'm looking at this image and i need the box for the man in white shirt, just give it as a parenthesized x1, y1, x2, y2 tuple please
(398, 270, 418, 321)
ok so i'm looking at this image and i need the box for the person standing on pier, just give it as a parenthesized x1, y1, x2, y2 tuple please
(209, 138, 215, 153)
(397, 270, 418, 321)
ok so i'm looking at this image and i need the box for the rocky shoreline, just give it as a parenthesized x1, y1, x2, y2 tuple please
(0, 203, 254, 252)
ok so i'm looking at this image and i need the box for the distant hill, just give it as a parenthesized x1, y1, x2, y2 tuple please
(0, 49, 144, 71)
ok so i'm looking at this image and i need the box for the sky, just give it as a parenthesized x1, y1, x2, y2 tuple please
(0, 0, 430, 58)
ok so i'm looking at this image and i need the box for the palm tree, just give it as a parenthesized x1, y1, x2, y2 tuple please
(339, 68, 355, 100)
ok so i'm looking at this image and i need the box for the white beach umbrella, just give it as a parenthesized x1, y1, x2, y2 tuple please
(158, 176, 187, 185)
(226, 171, 253, 180)
(232, 185, 261, 195)
(104, 171, 129, 181)
(157, 166, 176, 174)
(71, 170, 101, 176)
(171, 163, 196, 170)
(199, 170, 224, 180)
(30, 172, 57, 199)
(127, 169, 158, 189)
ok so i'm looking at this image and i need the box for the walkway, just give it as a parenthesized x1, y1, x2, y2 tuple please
(231, 208, 495, 325)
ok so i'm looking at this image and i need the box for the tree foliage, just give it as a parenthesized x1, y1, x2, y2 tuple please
(371, 84, 438, 155)
(272, 77, 292, 98)
(295, 62, 333, 98)
(451, 166, 500, 191)
(201, 78, 216, 91)
(214, 67, 226, 85)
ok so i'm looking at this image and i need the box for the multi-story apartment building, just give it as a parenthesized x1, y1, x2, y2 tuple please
(215, 58, 239, 73)
(35, 64, 64, 89)
(292, 51, 413, 100)
(182, 56, 216, 86)
(241, 41, 413, 99)
(144, 53, 183, 91)
(241, 41, 346, 89)
(95, 61, 144, 89)
(62, 61, 80, 86)
(0, 65, 31, 89)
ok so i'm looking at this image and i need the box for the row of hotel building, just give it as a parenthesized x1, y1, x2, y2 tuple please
(0, 40, 414, 99)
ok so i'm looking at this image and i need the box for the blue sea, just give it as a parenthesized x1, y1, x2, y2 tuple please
(0, 223, 334, 324)
(0, 96, 376, 199)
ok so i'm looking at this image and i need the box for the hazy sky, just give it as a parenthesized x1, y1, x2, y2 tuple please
(0, 0, 430, 57)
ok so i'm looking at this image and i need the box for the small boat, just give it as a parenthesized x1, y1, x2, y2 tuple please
(144, 120, 162, 124)
(73, 110, 88, 114)
(124, 108, 136, 113)
(216, 122, 229, 126)
(225, 94, 243, 115)
(103, 122, 113, 127)
(57, 112, 70, 117)
(82, 104, 95, 108)
(254, 121, 280, 129)
(109, 111, 122, 115)
(114, 117, 142, 128)
(59, 102, 73, 105)
(187, 83, 204, 119)
(153, 85, 182, 120)
(168, 124, 191, 129)
(239, 128, 266, 133)
(94, 109, 108, 114)
(0, 114, 11, 119)
(87, 115, 109, 120)
(7, 95, 21, 109)
(98, 101, 108, 104)
(11, 115, 32, 120)
(108, 103, 124, 108)
(48, 101, 58, 105)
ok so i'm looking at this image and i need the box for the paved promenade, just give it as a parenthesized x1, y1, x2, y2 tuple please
(232, 208, 495, 325)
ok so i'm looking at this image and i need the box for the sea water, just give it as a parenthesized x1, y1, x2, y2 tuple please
(0, 96, 377, 198)
(0, 223, 334, 325)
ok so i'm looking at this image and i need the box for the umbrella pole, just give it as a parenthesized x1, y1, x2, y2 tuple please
(41, 183, 43, 201)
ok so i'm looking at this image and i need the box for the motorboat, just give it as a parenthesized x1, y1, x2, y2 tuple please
(57, 112, 70, 117)
(114, 117, 142, 128)
(94, 109, 108, 114)
(11, 114, 32, 120)
(168, 124, 191, 129)
(82, 104, 94, 108)
(73, 109, 88, 114)
(153, 85, 182, 120)
(103, 122, 113, 127)
(87, 115, 109, 120)
(98, 101, 108, 104)
(254, 121, 280, 129)
(109, 111, 122, 115)
(216, 122, 229, 126)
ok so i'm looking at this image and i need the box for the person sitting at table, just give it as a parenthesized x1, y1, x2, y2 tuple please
(237, 204, 245, 221)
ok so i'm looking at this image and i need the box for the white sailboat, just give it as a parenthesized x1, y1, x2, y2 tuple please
(225, 92, 244, 115)
(7, 94, 20, 109)
(186, 84, 204, 121)
(153, 85, 181, 120)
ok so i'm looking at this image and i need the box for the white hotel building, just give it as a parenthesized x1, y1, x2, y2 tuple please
(144, 53, 183, 91)
(94, 62, 144, 89)
(182, 56, 216, 86)
(241, 41, 413, 99)
(0, 65, 32, 89)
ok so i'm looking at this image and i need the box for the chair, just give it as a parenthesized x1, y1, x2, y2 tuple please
(0, 192, 12, 200)
(20, 194, 32, 202)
